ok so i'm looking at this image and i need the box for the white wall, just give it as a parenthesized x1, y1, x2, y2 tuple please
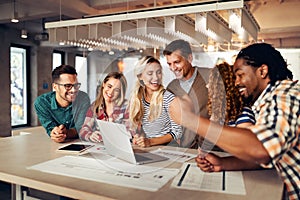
(278, 49, 300, 81)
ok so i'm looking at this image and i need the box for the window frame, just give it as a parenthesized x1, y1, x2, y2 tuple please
(10, 44, 30, 128)
(52, 50, 65, 69)
(75, 54, 88, 93)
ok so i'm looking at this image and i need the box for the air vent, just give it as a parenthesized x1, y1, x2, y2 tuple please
(34, 32, 49, 41)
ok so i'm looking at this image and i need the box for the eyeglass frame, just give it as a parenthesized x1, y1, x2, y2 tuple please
(55, 82, 81, 90)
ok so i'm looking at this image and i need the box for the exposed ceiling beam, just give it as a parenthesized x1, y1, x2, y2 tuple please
(46, 1, 243, 28)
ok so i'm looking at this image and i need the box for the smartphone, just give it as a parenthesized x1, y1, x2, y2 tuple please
(57, 143, 94, 153)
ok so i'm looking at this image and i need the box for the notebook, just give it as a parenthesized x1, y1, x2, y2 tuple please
(96, 120, 169, 165)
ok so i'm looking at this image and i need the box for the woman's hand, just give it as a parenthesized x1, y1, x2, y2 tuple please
(90, 131, 103, 143)
(133, 134, 151, 147)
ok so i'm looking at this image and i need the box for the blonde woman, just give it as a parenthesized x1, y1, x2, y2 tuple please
(80, 72, 129, 142)
(129, 56, 182, 147)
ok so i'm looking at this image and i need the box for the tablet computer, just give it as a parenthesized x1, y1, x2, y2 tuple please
(57, 143, 94, 153)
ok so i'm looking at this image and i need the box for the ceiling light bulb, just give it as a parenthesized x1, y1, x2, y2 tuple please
(11, 0, 19, 23)
(11, 18, 19, 23)
(21, 29, 27, 39)
(207, 44, 215, 52)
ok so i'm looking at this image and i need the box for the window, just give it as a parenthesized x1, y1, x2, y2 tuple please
(277, 48, 300, 81)
(10, 46, 28, 127)
(75, 55, 87, 93)
(52, 51, 65, 69)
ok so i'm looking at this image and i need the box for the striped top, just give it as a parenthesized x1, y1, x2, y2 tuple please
(249, 80, 300, 200)
(227, 106, 256, 127)
(141, 90, 182, 140)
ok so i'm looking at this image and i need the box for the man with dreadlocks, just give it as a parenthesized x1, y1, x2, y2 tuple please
(169, 43, 299, 200)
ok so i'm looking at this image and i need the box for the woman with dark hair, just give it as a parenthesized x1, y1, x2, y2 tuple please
(79, 72, 129, 142)
(207, 62, 255, 128)
(203, 62, 255, 151)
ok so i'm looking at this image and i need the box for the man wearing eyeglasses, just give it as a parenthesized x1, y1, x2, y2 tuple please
(34, 65, 90, 143)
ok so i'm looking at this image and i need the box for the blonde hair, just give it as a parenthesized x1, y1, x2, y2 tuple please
(207, 62, 243, 125)
(93, 72, 127, 114)
(129, 56, 165, 129)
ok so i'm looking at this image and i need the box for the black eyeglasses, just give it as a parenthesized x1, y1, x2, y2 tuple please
(55, 83, 81, 90)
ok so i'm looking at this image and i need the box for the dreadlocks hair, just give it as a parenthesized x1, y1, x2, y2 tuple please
(236, 43, 293, 85)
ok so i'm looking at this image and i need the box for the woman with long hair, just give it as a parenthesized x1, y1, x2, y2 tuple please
(199, 62, 256, 152)
(80, 71, 129, 142)
(207, 61, 255, 127)
(129, 56, 182, 147)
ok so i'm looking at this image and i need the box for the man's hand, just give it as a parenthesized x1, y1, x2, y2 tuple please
(169, 94, 195, 126)
(50, 124, 67, 143)
(195, 151, 223, 172)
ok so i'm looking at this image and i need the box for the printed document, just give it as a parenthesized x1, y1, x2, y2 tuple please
(28, 156, 179, 192)
(150, 148, 197, 163)
(171, 162, 246, 195)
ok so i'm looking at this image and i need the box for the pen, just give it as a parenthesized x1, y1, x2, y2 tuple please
(177, 163, 190, 186)
(222, 170, 225, 191)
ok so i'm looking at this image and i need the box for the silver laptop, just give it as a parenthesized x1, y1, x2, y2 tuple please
(96, 120, 168, 165)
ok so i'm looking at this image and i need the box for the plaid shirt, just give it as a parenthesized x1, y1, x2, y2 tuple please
(79, 101, 131, 142)
(249, 80, 300, 200)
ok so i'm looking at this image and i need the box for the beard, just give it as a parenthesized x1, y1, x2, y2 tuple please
(242, 94, 254, 106)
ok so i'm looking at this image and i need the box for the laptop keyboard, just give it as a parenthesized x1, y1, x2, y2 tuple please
(134, 153, 152, 162)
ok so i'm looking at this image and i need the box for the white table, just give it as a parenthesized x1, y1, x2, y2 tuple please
(0, 131, 284, 200)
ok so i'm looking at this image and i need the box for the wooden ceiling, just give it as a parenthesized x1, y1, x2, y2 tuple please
(0, 0, 299, 48)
